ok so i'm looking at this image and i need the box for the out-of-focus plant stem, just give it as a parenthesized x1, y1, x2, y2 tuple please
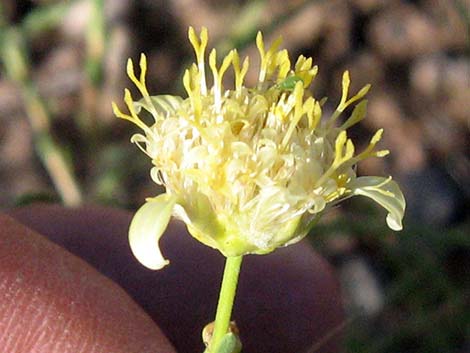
(451, 0, 470, 56)
(21, 1, 71, 39)
(217, 0, 324, 54)
(0, 26, 83, 206)
(79, 0, 106, 135)
(86, 0, 106, 86)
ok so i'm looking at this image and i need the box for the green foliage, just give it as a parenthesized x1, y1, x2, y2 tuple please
(311, 202, 470, 353)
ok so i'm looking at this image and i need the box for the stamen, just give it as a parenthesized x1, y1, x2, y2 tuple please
(218, 50, 234, 93)
(339, 71, 350, 111)
(256, 32, 282, 83)
(375, 150, 390, 157)
(112, 91, 151, 132)
(314, 131, 356, 188)
(139, 54, 147, 88)
(232, 50, 249, 93)
(209, 49, 221, 111)
(328, 71, 370, 128)
(272, 49, 290, 81)
(126, 55, 159, 117)
(188, 27, 208, 95)
(309, 100, 322, 130)
(344, 84, 371, 109)
(348, 129, 385, 165)
(256, 32, 267, 83)
(191, 65, 203, 120)
(340, 100, 368, 130)
(294, 56, 318, 88)
(361, 128, 383, 157)
(127, 57, 147, 98)
(281, 81, 305, 148)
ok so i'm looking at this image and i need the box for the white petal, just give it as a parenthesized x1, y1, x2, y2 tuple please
(350, 176, 406, 231)
(129, 193, 177, 270)
(134, 95, 183, 118)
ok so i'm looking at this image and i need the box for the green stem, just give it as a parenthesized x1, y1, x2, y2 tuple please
(210, 255, 243, 352)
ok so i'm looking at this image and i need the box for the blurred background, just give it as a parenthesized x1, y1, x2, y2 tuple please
(0, 0, 468, 352)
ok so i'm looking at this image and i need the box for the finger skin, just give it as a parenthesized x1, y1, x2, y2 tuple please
(0, 213, 176, 353)
(9, 204, 344, 353)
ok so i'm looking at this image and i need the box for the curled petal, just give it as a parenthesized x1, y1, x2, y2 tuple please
(133, 95, 183, 117)
(349, 176, 406, 231)
(129, 193, 177, 270)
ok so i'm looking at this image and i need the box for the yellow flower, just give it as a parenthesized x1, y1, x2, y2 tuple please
(113, 27, 405, 270)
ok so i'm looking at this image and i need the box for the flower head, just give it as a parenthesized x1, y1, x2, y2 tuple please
(113, 27, 405, 270)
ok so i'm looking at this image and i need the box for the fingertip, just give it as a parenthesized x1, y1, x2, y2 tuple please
(0, 213, 176, 353)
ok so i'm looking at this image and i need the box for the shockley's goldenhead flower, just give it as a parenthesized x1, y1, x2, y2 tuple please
(113, 27, 405, 270)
